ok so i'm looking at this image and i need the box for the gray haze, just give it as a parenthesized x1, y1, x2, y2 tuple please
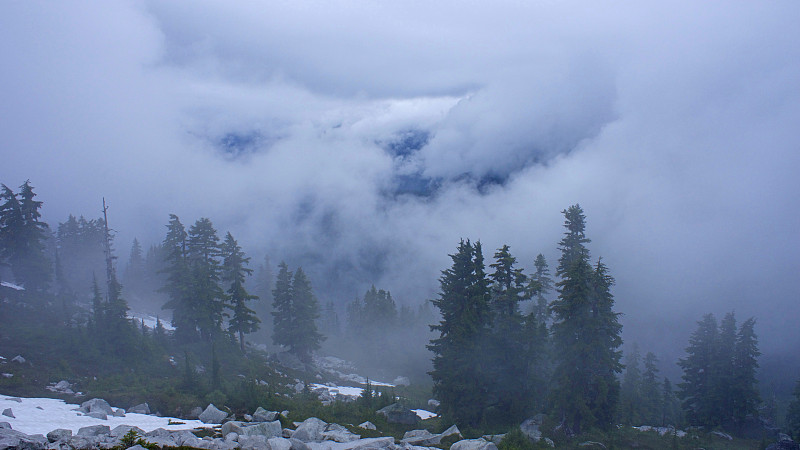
(1, 1, 799, 368)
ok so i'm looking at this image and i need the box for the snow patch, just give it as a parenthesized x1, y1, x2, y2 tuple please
(0, 394, 210, 435)
(411, 409, 438, 420)
(0, 281, 24, 291)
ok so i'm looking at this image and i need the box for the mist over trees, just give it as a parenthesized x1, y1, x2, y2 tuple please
(0, 181, 790, 442)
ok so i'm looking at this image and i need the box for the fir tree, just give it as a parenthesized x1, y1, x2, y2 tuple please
(529, 253, 553, 324)
(619, 344, 642, 425)
(160, 214, 194, 341)
(0, 182, 51, 292)
(271, 262, 293, 350)
(428, 239, 492, 427)
(787, 379, 800, 440)
(732, 317, 760, 423)
(678, 313, 719, 427)
(220, 232, 260, 352)
(640, 352, 662, 425)
(550, 205, 623, 434)
(186, 218, 225, 341)
(288, 267, 324, 362)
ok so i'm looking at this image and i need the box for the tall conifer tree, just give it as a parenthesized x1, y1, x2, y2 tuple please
(221, 232, 260, 352)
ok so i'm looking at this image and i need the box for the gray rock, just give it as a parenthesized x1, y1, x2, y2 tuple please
(322, 423, 360, 443)
(293, 417, 328, 442)
(427, 399, 440, 408)
(54, 381, 71, 390)
(242, 420, 282, 438)
(86, 411, 108, 420)
(290, 437, 312, 450)
(0, 428, 48, 450)
(66, 436, 95, 449)
(238, 434, 268, 450)
(441, 425, 462, 440)
(482, 435, 505, 445)
(145, 428, 171, 437)
(357, 421, 376, 431)
(2, 408, 14, 418)
(143, 435, 179, 448)
(112, 408, 126, 417)
(188, 406, 204, 419)
(110, 425, 145, 438)
(349, 437, 396, 449)
(402, 429, 436, 445)
(376, 403, 419, 425)
(244, 414, 254, 422)
(128, 403, 150, 414)
(269, 437, 293, 450)
(520, 416, 542, 441)
(283, 428, 295, 438)
(171, 430, 200, 446)
(77, 424, 111, 437)
(253, 407, 279, 422)
(0, 422, 10, 430)
(78, 398, 114, 415)
(11, 355, 25, 364)
(126, 446, 148, 450)
(4, 398, 21, 403)
(199, 404, 228, 424)
(451, 438, 498, 450)
(221, 421, 245, 436)
(46, 429, 72, 442)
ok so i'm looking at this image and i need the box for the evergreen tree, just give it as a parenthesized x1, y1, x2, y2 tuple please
(186, 218, 225, 341)
(529, 253, 553, 324)
(428, 239, 492, 427)
(272, 262, 293, 350)
(220, 232, 260, 352)
(640, 352, 662, 425)
(288, 267, 324, 362)
(101, 199, 129, 334)
(619, 344, 642, 425)
(550, 205, 623, 434)
(0, 182, 51, 292)
(661, 378, 680, 427)
(787, 379, 800, 440)
(678, 313, 719, 427)
(124, 238, 145, 295)
(160, 214, 194, 341)
(732, 317, 760, 423)
(91, 273, 105, 329)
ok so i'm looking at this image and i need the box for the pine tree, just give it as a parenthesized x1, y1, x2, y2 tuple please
(101, 199, 129, 334)
(91, 273, 105, 329)
(787, 379, 800, 440)
(550, 205, 623, 434)
(661, 378, 680, 427)
(160, 214, 194, 341)
(641, 352, 662, 425)
(220, 232, 260, 352)
(186, 218, 225, 341)
(529, 253, 553, 324)
(619, 344, 643, 425)
(0, 182, 51, 292)
(271, 262, 293, 350)
(288, 267, 324, 362)
(428, 239, 492, 427)
(678, 313, 719, 427)
(732, 317, 760, 423)
(124, 238, 145, 296)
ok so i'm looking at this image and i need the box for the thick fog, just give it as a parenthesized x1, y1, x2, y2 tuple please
(1, 1, 799, 369)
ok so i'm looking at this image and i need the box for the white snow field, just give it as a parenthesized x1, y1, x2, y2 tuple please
(0, 394, 210, 435)
(410, 409, 438, 420)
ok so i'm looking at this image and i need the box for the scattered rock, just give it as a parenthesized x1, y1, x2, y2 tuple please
(520, 415, 544, 441)
(78, 398, 114, 415)
(293, 417, 327, 442)
(221, 421, 244, 436)
(451, 438, 499, 450)
(0, 428, 47, 450)
(110, 425, 145, 438)
(188, 406, 204, 419)
(321, 423, 360, 442)
(86, 411, 108, 420)
(376, 403, 419, 425)
(241, 420, 282, 438)
(112, 408, 126, 417)
(1, 408, 14, 418)
(47, 428, 72, 442)
(199, 404, 228, 424)
(358, 421, 376, 430)
(11, 355, 25, 364)
(268, 436, 293, 450)
(427, 399, 440, 408)
(289, 437, 312, 450)
(238, 434, 268, 450)
(253, 406, 279, 422)
(128, 403, 150, 414)
(0, 422, 10, 430)
(77, 424, 111, 437)
(4, 398, 21, 403)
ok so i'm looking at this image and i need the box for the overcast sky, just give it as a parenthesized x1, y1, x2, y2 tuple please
(1, 1, 798, 365)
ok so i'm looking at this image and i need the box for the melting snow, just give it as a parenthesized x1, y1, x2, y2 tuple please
(0, 394, 210, 435)
(0, 281, 24, 291)
(411, 409, 437, 420)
